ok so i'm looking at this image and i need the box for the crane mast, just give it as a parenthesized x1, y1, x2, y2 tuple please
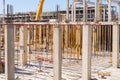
(35, 0, 45, 20)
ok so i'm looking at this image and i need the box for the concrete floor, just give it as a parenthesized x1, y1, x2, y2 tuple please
(0, 55, 118, 80)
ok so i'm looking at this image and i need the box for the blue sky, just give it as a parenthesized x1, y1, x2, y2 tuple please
(0, 0, 70, 13)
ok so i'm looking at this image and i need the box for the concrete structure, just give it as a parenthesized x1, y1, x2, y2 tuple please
(53, 24, 62, 80)
(82, 24, 92, 80)
(5, 24, 14, 80)
(71, 0, 117, 22)
(112, 24, 119, 68)
(1, 0, 120, 80)
(19, 26, 27, 66)
(0, 2, 117, 22)
(95, 0, 99, 21)
(108, 0, 112, 22)
(27, 26, 30, 63)
(1, 22, 120, 80)
(118, 3, 120, 22)
(83, 0, 87, 22)
(66, 0, 69, 21)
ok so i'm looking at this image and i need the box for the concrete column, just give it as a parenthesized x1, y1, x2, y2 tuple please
(24, 27, 27, 64)
(66, 0, 69, 21)
(72, 1, 74, 22)
(103, 7, 106, 22)
(95, 0, 99, 21)
(74, 2, 76, 22)
(83, 0, 87, 22)
(53, 25, 62, 80)
(98, 0, 102, 21)
(27, 26, 30, 63)
(19, 26, 27, 66)
(118, 4, 120, 22)
(5, 24, 14, 80)
(19, 26, 24, 66)
(82, 24, 92, 80)
(0, 26, 2, 59)
(108, 0, 112, 22)
(112, 24, 119, 68)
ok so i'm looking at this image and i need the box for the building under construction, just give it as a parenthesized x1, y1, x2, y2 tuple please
(0, 0, 120, 80)
(0, 5, 117, 22)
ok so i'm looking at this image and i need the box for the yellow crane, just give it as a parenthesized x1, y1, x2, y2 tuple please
(35, 0, 45, 20)
(33, 0, 45, 50)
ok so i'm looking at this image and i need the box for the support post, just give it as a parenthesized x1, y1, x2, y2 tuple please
(5, 24, 14, 80)
(74, 2, 76, 22)
(27, 25, 30, 63)
(108, 0, 112, 22)
(66, 0, 69, 21)
(112, 24, 119, 68)
(53, 24, 62, 80)
(83, 0, 87, 22)
(103, 7, 106, 21)
(118, 4, 120, 22)
(95, 0, 99, 21)
(72, 1, 74, 22)
(99, 0, 102, 21)
(82, 24, 92, 80)
(19, 26, 27, 66)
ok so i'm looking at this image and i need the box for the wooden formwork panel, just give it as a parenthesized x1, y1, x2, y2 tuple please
(0, 23, 114, 61)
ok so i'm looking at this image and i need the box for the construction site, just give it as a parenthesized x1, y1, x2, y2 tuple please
(0, 0, 120, 80)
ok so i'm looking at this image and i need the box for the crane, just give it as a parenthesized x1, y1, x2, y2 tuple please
(33, 0, 45, 52)
(35, 0, 45, 20)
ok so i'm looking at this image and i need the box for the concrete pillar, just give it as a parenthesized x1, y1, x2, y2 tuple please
(74, 2, 76, 22)
(118, 4, 120, 22)
(0, 26, 2, 59)
(103, 7, 106, 22)
(83, 0, 87, 22)
(108, 0, 112, 22)
(112, 24, 119, 68)
(53, 25, 62, 80)
(24, 27, 27, 64)
(72, 1, 74, 22)
(19, 26, 27, 66)
(66, 0, 69, 21)
(98, 0, 102, 21)
(27, 26, 30, 63)
(5, 25, 14, 80)
(95, 0, 99, 21)
(82, 24, 92, 80)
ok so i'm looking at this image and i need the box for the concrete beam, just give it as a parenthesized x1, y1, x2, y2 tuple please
(112, 24, 119, 68)
(5, 24, 14, 80)
(82, 24, 92, 80)
(53, 25, 62, 80)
